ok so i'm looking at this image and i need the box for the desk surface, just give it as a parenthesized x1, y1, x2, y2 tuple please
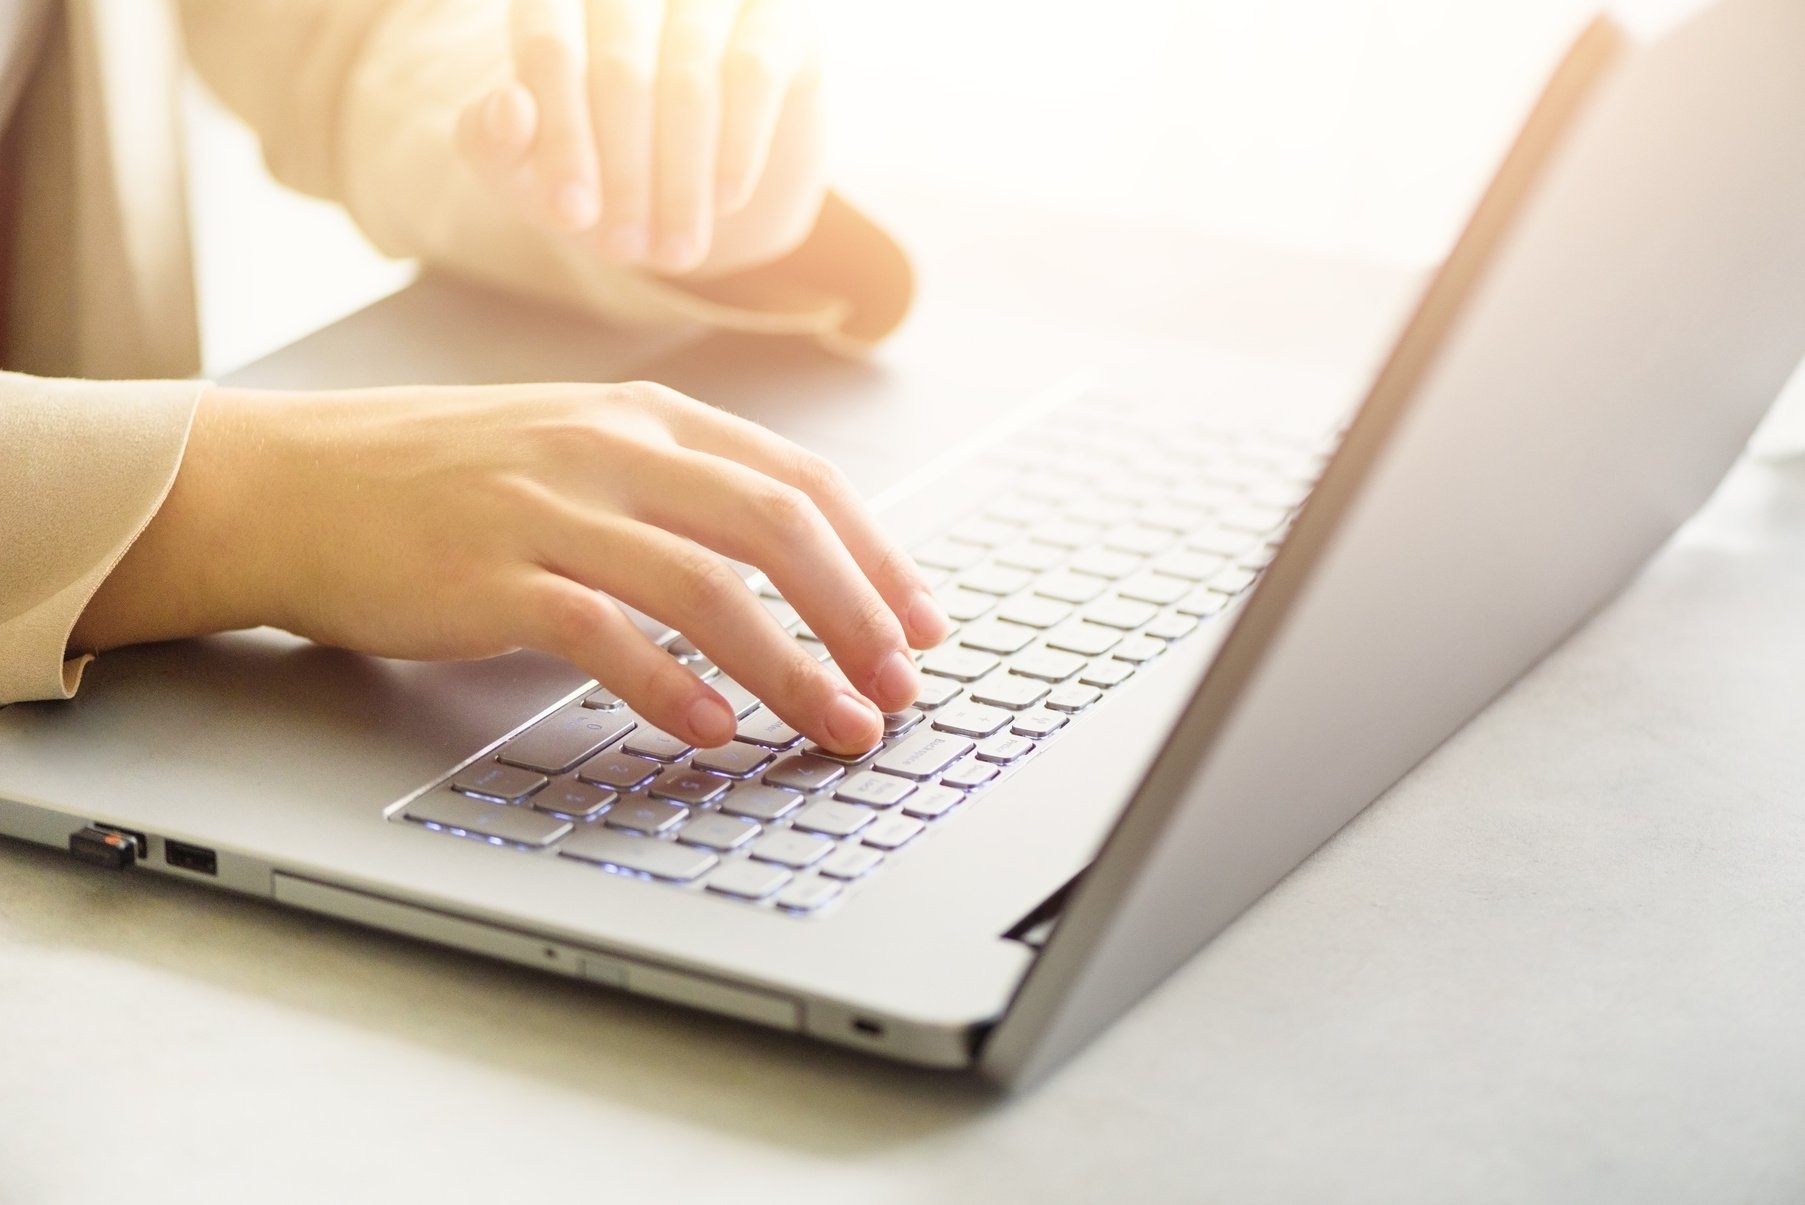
(6, 197, 1805, 1205)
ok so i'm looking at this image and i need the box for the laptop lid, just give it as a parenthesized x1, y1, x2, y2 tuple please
(984, 0, 1805, 1087)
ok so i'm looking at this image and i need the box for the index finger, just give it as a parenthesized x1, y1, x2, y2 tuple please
(657, 392, 952, 648)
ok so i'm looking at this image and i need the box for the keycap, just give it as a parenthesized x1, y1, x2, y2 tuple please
(735, 710, 803, 749)
(1104, 524, 1176, 556)
(1067, 548, 1143, 580)
(764, 754, 846, 793)
(874, 729, 975, 780)
(562, 829, 717, 881)
(914, 538, 987, 571)
(774, 877, 842, 913)
(941, 759, 1000, 790)
(1033, 571, 1107, 604)
(577, 750, 661, 791)
(862, 815, 926, 851)
(604, 798, 689, 835)
(996, 596, 1072, 629)
(803, 739, 882, 766)
(532, 779, 616, 819)
(902, 785, 966, 819)
(582, 686, 625, 711)
(983, 495, 1053, 525)
(796, 635, 833, 662)
(451, 761, 549, 804)
(1011, 709, 1069, 739)
(1208, 567, 1261, 596)
(1117, 573, 1191, 605)
(1238, 543, 1280, 571)
(718, 784, 803, 822)
(706, 859, 791, 900)
(1176, 587, 1230, 618)
(648, 768, 731, 806)
(913, 676, 964, 709)
(666, 635, 705, 661)
(976, 734, 1035, 764)
(937, 587, 999, 623)
(1136, 501, 1210, 533)
(834, 770, 917, 809)
(931, 703, 1012, 739)
(1008, 647, 1087, 683)
(710, 677, 763, 720)
(750, 830, 834, 869)
(690, 742, 774, 778)
(678, 813, 761, 851)
(760, 597, 802, 630)
(819, 845, 884, 881)
(1112, 636, 1168, 664)
(994, 541, 1066, 572)
(959, 620, 1037, 656)
(1153, 551, 1228, 582)
(1046, 683, 1104, 713)
(1185, 527, 1260, 559)
(1028, 518, 1105, 549)
(959, 564, 1034, 596)
(405, 790, 570, 847)
(684, 658, 720, 682)
(1220, 503, 1291, 535)
(969, 674, 1049, 711)
(792, 800, 877, 838)
(1081, 598, 1158, 631)
(496, 706, 637, 775)
(883, 708, 925, 736)
(1080, 659, 1137, 688)
(1145, 613, 1200, 641)
(921, 647, 1001, 682)
(623, 728, 695, 762)
(953, 518, 1021, 548)
(1045, 623, 1122, 657)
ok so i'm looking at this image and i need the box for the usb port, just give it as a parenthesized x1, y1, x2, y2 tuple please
(164, 840, 217, 876)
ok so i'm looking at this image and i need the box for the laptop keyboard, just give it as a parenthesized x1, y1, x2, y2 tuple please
(389, 394, 1337, 915)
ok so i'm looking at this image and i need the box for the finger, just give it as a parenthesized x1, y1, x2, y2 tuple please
(456, 83, 541, 206)
(516, 571, 736, 746)
(646, 387, 951, 648)
(512, 0, 602, 231)
(586, 0, 662, 261)
(616, 445, 921, 713)
(715, 0, 808, 215)
(651, 0, 740, 273)
(539, 509, 884, 753)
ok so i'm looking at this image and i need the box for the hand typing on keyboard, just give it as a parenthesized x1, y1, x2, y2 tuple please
(68, 381, 951, 754)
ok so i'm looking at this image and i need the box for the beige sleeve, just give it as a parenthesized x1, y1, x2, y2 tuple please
(0, 372, 205, 704)
(176, 0, 915, 352)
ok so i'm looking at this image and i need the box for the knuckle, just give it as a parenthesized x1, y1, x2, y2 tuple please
(539, 586, 606, 649)
(776, 650, 828, 708)
(790, 450, 849, 502)
(722, 48, 779, 95)
(671, 551, 746, 624)
(591, 49, 653, 93)
(659, 62, 714, 109)
(518, 33, 575, 84)
(756, 483, 822, 544)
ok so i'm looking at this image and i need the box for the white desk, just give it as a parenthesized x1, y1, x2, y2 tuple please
(6, 198, 1805, 1204)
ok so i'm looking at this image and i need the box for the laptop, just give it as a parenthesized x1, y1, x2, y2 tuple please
(4, 0, 1803, 1091)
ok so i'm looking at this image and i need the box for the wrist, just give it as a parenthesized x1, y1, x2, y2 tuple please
(69, 386, 288, 653)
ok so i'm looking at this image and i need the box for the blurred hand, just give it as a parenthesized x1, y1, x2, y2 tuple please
(456, 0, 823, 276)
(71, 383, 951, 754)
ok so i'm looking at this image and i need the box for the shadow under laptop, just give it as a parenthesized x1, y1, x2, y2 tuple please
(0, 837, 1001, 1147)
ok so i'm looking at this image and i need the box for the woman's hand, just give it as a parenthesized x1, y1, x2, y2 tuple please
(70, 382, 950, 754)
(456, 0, 824, 277)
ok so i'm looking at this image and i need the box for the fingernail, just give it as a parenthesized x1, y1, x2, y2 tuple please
(872, 649, 919, 706)
(687, 695, 735, 747)
(906, 590, 951, 644)
(605, 224, 648, 261)
(825, 691, 881, 749)
(654, 232, 699, 273)
(555, 182, 599, 230)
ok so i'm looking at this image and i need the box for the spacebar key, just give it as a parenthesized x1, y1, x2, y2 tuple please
(875, 730, 976, 781)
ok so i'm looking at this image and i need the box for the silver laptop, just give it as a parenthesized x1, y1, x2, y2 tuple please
(5, 0, 1803, 1090)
